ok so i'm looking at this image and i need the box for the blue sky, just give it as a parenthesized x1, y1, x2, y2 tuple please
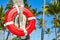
(0, 0, 57, 40)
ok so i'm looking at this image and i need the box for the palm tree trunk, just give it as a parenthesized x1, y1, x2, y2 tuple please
(54, 14, 58, 40)
(41, 28, 44, 40)
(41, 0, 45, 40)
(55, 27, 57, 40)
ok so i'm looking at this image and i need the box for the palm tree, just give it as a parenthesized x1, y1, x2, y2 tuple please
(37, 18, 46, 40)
(37, 0, 46, 40)
(0, 5, 6, 40)
(41, 0, 45, 40)
(44, 0, 60, 40)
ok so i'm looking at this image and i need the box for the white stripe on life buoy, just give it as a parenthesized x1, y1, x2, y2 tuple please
(28, 17, 36, 20)
(4, 21, 14, 26)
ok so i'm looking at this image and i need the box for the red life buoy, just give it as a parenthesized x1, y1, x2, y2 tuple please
(5, 6, 36, 36)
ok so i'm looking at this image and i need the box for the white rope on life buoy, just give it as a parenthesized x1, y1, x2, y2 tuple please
(14, 5, 27, 36)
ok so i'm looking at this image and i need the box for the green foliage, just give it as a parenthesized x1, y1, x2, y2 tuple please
(0, 5, 6, 30)
(5, 0, 13, 10)
(44, 0, 60, 16)
(45, 28, 50, 34)
(23, 0, 27, 4)
(25, 2, 31, 8)
(0, 5, 5, 17)
(37, 18, 46, 29)
(52, 38, 56, 40)
(44, 1, 60, 40)
(31, 8, 38, 16)
(12, 37, 17, 40)
(52, 17, 60, 28)
(37, 18, 43, 28)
